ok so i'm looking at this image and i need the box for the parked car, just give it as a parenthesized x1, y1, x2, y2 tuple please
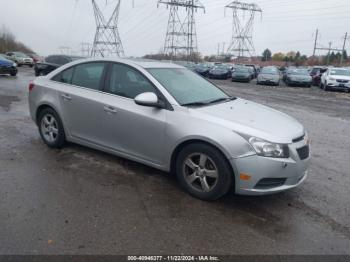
(6, 52, 34, 67)
(285, 68, 312, 87)
(208, 64, 231, 79)
(0, 55, 17, 76)
(27, 53, 44, 64)
(309, 67, 326, 86)
(245, 64, 258, 78)
(34, 55, 84, 76)
(257, 67, 280, 86)
(194, 63, 211, 77)
(231, 66, 251, 82)
(29, 58, 310, 200)
(320, 68, 350, 92)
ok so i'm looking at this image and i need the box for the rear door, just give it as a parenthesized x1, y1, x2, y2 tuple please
(53, 62, 108, 145)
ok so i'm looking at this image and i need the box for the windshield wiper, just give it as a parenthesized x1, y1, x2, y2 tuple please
(182, 97, 236, 107)
(207, 97, 237, 104)
(181, 101, 210, 107)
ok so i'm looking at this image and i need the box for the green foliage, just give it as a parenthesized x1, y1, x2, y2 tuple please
(0, 25, 34, 54)
(261, 49, 272, 61)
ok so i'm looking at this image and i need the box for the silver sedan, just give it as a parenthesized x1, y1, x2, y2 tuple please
(28, 58, 310, 200)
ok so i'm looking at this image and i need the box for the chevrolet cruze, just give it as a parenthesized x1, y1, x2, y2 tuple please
(29, 58, 310, 200)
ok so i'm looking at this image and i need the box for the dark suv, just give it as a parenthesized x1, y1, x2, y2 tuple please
(34, 55, 84, 76)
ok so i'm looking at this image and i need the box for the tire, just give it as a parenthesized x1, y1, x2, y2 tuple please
(38, 108, 66, 149)
(35, 70, 40, 77)
(18, 64, 22, 67)
(176, 143, 233, 201)
(10, 72, 17, 77)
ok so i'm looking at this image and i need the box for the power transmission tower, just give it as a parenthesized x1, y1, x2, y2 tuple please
(225, 1, 262, 62)
(312, 29, 347, 65)
(59, 46, 71, 55)
(158, 0, 205, 61)
(91, 0, 125, 58)
(81, 42, 92, 57)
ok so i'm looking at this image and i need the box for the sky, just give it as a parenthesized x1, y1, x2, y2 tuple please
(0, 0, 349, 57)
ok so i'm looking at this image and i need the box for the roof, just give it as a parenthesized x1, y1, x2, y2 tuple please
(125, 58, 184, 69)
(75, 57, 184, 69)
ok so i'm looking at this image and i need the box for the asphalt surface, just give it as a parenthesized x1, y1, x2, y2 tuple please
(0, 67, 350, 255)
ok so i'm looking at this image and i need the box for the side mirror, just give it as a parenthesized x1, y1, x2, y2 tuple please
(134, 92, 164, 108)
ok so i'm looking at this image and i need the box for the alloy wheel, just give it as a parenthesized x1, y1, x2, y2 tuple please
(40, 114, 59, 143)
(182, 153, 219, 192)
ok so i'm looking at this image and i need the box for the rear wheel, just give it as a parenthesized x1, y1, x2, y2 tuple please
(176, 143, 233, 201)
(10, 72, 17, 77)
(38, 108, 66, 148)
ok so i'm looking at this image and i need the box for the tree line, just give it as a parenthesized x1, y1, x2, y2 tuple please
(0, 25, 33, 54)
(262, 48, 348, 66)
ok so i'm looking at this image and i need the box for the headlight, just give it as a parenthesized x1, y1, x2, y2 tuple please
(249, 137, 289, 158)
(13, 63, 17, 67)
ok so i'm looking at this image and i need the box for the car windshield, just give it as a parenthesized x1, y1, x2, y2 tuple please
(329, 69, 350, 76)
(235, 67, 249, 73)
(148, 68, 230, 106)
(15, 53, 29, 58)
(196, 64, 209, 69)
(289, 69, 308, 75)
(213, 65, 227, 70)
(261, 68, 278, 74)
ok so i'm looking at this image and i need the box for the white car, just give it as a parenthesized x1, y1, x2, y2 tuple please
(320, 68, 350, 92)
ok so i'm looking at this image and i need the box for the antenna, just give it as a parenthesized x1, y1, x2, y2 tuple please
(91, 0, 125, 57)
(158, 0, 205, 61)
(225, 1, 262, 61)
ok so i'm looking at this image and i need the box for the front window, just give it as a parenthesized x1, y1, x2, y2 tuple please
(261, 68, 278, 74)
(329, 69, 350, 76)
(289, 69, 309, 75)
(147, 68, 230, 106)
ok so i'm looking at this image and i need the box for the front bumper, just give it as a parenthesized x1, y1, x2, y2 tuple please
(0, 66, 17, 75)
(326, 82, 350, 91)
(232, 76, 250, 82)
(258, 79, 279, 84)
(231, 139, 310, 195)
(289, 80, 311, 86)
(209, 73, 228, 79)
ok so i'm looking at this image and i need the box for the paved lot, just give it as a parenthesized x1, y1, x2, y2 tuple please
(0, 67, 350, 255)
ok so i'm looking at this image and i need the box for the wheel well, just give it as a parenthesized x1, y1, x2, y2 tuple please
(35, 105, 54, 125)
(170, 139, 235, 178)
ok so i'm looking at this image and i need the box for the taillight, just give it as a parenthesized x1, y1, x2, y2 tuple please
(28, 82, 35, 92)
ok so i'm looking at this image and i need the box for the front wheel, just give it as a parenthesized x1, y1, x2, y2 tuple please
(38, 108, 66, 148)
(176, 143, 233, 201)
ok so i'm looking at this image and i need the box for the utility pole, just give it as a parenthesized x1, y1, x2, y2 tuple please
(312, 29, 345, 65)
(91, 0, 125, 58)
(158, 0, 205, 61)
(225, 1, 262, 61)
(340, 32, 348, 66)
(312, 29, 319, 57)
(327, 42, 332, 65)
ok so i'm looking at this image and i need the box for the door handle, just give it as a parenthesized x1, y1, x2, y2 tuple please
(61, 94, 72, 101)
(103, 106, 117, 114)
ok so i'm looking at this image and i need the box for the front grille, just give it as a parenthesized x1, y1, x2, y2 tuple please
(297, 145, 310, 160)
(255, 178, 287, 189)
(292, 135, 305, 143)
(336, 79, 349, 83)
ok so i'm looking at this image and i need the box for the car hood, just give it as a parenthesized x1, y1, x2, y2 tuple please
(259, 74, 279, 79)
(0, 59, 13, 66)
(329, 75, 350, 80)
(289, 74, 311, 80)
(191, 98, 304, 144)
(210, 69, 228, 74)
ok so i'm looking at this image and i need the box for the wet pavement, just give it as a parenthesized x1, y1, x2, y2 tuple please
(0, 68, 349, 255)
